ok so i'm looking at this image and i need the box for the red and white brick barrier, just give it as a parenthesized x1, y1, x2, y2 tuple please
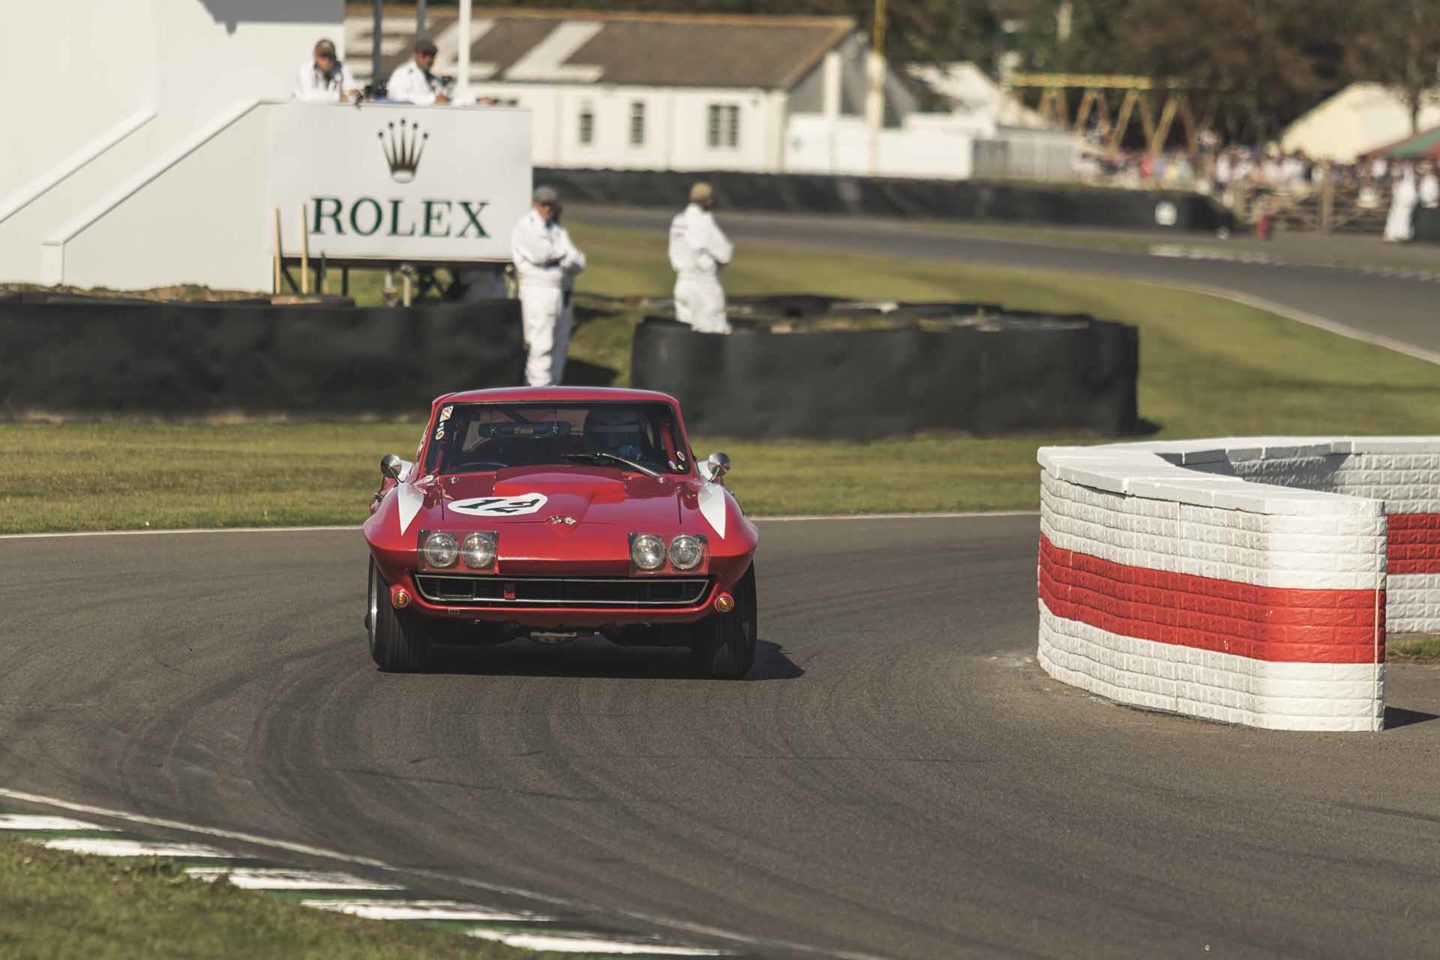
(1037, 438, 1440, 732)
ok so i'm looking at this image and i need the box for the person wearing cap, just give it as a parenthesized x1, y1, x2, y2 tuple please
(386, 35, 450, 105)
(511, 186, 586, 386)
(668, 182, 734, 333)
(294, 39, 360, 103)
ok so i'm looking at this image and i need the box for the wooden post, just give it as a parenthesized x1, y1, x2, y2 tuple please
(298, 203, 310, 295)
(1110, 91, 1139, 154)
(1137, 94, 1159, 155)
(1150, 96, 1178, 155)
(456, 0, 471, 103)
(1320, 163, 1335, 233)
(1091, 91, 1113, 139)
(1074, 89, 1098, 133)
(1176, 93, 1199, 153)
(271, 205, 283, 295)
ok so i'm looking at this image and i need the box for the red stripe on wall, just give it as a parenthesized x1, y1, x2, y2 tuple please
(1039, 535, 1384, 664)
(1388, 513, 1440, 575)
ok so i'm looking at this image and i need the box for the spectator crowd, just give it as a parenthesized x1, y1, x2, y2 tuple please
(1080, 132, 1440, 241)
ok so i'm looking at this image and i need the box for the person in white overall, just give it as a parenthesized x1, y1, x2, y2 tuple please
(510, 187, 586, 386)
(668, 182, 734, 334)
(1384, 163, 1418, 243)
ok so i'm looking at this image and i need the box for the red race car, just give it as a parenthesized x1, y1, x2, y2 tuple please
(362, 387, 760, 677)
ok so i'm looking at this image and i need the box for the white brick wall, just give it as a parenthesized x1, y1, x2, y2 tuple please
(1041, 471, 1386, 591)
(1037, 436, 1440, 732)
(1038, 606, 1385, 731)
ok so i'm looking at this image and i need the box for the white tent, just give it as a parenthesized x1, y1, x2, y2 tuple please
(1282, 82, 1440, 162)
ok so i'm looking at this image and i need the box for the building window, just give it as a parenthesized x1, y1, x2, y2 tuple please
(629, 101, 646, 146)
(707, 104, 740, 148)
(578, 104, 594, 146)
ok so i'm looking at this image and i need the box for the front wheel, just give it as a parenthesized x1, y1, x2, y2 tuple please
(692, 564, 758, 679)
(367, 560, 430, 672)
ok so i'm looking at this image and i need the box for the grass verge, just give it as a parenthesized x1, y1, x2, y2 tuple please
(1388, 634, 1440, 663)
(0, 834, 528, 960)
(3, 220, 1440, 533)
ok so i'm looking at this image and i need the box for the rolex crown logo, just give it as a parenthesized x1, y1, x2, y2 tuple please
(378, 118, 428, 183)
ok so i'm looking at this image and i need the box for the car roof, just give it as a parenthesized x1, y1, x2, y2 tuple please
(434, 386, 680, 406)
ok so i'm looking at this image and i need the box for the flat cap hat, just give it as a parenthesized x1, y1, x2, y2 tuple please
(532, 185, 560, 204)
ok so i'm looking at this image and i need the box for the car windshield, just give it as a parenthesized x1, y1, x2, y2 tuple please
(425, 402, 691, 476)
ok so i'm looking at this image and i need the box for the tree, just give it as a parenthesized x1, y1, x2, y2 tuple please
(1117, 0, 1348, 146)
(1345, 0, 1440, 134)
(878, 0, 1003, 72)
(1014, 0, 1141, 75)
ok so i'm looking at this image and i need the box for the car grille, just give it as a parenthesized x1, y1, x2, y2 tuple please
(413, 575, 711, 608)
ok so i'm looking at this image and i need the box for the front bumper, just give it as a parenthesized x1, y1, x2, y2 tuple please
(387, 570, 730, 628)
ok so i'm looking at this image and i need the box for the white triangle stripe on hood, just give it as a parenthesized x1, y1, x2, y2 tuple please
(698, 484, 727, 539)
(397, 483, 425, 535)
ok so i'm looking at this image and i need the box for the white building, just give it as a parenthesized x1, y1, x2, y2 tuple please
(345, 6, 1070, 182)
(0, 0, 529, 292)
(0, 1, 1077, 292)
(0, 0, 341, 289)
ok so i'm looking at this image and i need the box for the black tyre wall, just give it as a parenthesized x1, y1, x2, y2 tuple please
(537, 168, 1232, 233)
(631, 316, 1138, 438)
(0, 298, 523, 415)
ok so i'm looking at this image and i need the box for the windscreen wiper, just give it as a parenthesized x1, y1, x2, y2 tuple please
(560, 452, 661, 478)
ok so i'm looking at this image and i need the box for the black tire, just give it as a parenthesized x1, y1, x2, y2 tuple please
(367, 560, 430, 672)
(693, 564, 758, 679)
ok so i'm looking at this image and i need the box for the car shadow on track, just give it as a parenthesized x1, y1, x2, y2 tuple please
(423, 638, 803, 681)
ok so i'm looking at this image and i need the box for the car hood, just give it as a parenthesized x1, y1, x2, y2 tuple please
(430, 466, 690, 528)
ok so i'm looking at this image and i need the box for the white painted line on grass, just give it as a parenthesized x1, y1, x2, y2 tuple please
(187, 867, 403, 891)
(0, 786, 896, 960)
(43, 838, 235, 858)
(1170, 282, 1440, 367)
(466, 929, 730, 956)
(1056, 265, 1440, 367)
(0, 814, 110, 831)
(0, 786, 573, 905)
(301, 899, 539, 922)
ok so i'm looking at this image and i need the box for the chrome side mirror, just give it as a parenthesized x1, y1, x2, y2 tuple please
(706, 451, 730, 484)
(380, 454, 405, 480)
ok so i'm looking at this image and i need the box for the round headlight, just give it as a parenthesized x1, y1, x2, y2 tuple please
(668, 535, 705, 571)
(461, 532, 496, 569)
(630, 533, 666, 571)
(423, 531, 459, 568)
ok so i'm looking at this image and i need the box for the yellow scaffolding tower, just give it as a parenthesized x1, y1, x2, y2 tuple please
(1008, 74, 1214, 155)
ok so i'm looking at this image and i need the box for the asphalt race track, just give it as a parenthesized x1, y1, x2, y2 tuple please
(4, 519, 1440, 959)
(575, 205, 1440, 362)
